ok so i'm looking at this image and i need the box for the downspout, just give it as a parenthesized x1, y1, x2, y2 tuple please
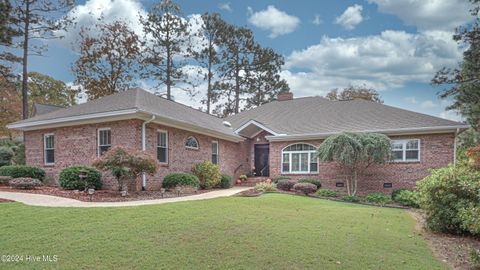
(453, 128, 459, 167)
(142, 115, 156, 191)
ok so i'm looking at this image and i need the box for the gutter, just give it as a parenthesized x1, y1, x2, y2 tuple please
(141, 115, 156, 191)
(265, 125, 470, 142)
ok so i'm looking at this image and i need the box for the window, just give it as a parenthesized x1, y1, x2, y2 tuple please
(185, 136, 199, 149)
(98, 128, 111, 156)
(391, 139, 420, 162)
(157, 130, 168, 164)
(44, 134, 54, 165)
(281, 143, 319, 174)
(212, 141, 219, 164)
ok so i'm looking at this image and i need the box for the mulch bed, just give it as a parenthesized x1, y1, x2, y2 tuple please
(0, 198, 13, 203)
(409, 210, 480, 270)
(0, 184, 211, 202)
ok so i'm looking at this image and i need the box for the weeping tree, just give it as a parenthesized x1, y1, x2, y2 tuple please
(317, 132, 391, 196)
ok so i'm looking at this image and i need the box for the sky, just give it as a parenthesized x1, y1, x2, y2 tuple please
(25, 0, 474, 121)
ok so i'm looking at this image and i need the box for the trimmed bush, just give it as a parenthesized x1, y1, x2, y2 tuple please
(163, 173, 200, 189)
(192, 161, 221, 189)
(316, 188, 337, 197)
(293, 183, 317, 195)
(470, 248, 480, 269)
(218, 175, 233, 189)
(391, 188, 410, 200)
(59, 166, 102, 190)
(0, 176, 12, 185)
(417, 164, 480, 234)
(298, 178, 321, 188)
(276, 179, 297, 191)
(0, 146, 13, 167)
(254, 182, 277, 192)
(393, 190, 419, 208)
(9, 178, 42, 189)
(365, 193, 392, 204)
(342, 195, 361, 203)
(0, 165, 45, 181)
(272, 176, 290, 184)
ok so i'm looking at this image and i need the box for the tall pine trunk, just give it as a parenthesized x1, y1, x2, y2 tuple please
(234, 54, 240, 114)
(206, 45, 213, 114)
(21, 0, 30, 120)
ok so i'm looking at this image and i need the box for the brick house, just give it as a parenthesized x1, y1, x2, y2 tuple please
(7, 88, 468, 194)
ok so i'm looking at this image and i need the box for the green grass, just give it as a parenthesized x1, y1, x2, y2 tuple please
(0, 194, 445, 270)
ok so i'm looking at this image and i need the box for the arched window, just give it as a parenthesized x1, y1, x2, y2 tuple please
(281, 143, 319, 174)
(185, 136, 199, 149)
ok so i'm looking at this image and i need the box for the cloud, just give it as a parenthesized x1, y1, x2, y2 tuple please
(335, 4, 364, 30)
(420, 100, 438, 109)
(282, 30, 463, 96)
(247, 5, 300, 38)
(312, 14, 322, 26)
(405, 96, 418, 104)
(368, 0, 472, 31)
(439, 110, 463, 122)
(218, 2, 232, 13)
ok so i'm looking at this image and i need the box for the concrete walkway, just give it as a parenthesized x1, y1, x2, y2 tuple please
(0, 186, 250, 208)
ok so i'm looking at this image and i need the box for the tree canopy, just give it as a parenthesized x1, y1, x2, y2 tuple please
(326, 85, 383, 103)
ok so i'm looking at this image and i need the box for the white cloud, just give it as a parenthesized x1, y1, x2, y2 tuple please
(439, 110, 463, 122)
(312, 14, 322, 26)
(405, 96, 418, 104)
(335, 4, 364, 30)
(368, 0, 472, 31)
(420, 100, 438, 109)
(218, 2, 232, 13)
(247, 5, 300, 38)
(282, 30, 463, 96)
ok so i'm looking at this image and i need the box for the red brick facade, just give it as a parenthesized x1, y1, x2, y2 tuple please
(24, 118, 455, 194)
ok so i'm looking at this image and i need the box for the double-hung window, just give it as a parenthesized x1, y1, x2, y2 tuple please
(157, 130, 168, 164)
(98, 128, 111, 156)
(281, 144, 319, 174)
(44, 134, 55, 165)
(212, 141, 219, 165)
(391, 139, 420, 162)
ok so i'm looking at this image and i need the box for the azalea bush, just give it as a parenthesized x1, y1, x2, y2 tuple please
(276, 179, 297, 191)
(192, 161, 221, 189)
(0, 165, 45, 181)
(93, 147, 158, 194)
(59, 166, 102, 190)
(293, 183, 317, 195)
(364, 193, 391, 205)
(316, 188, 337, 197)
(163, 173, 200, 189)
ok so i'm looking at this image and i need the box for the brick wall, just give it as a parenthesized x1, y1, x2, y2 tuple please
(269, 133, 455, 195)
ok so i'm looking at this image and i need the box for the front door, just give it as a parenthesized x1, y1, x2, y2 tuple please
(254, 144, 269, 176)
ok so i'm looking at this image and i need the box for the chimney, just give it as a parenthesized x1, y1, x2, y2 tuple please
(277, 91, 293, 101)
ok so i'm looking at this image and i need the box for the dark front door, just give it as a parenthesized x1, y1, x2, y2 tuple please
(254, 144, 269, 176)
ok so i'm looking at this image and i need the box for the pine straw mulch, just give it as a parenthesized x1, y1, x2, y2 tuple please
(0, 184, 211, 202)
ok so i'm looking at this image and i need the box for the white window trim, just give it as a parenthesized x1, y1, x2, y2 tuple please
(157, 129, 168, 164)
(97, 128, 111, 156)
(212, 141, 219, 164)
(185, 136, 199, 150)
(43, 133, 55, 165)
(391, 139, 421, 162)
(281, 143, 319, 174)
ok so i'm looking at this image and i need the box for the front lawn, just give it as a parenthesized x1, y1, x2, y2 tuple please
(0, 194, 446, 269)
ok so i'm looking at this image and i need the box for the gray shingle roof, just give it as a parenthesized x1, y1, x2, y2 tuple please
(12, 88, 239, 138)
(32, 103, 65, 116)
(227, 96, 466, 135)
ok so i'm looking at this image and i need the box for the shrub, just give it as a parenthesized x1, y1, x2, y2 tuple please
(0, 176, 12, 185)
(316, 188, 337, 197)
(0, 165, 45, 181)
(365, 193, 392, 204)
(192, 161, 221, 189)
(0, 146, 13, 167)
(272, 176, 290, 184)
(470, 248, 480, 269)
(9, 178, 42, 189)
(298, 178, 321, 188)
(393, 190, 420, 208)
(391, 188, 410, 200)
(93, 147, 158, 194)
(293, 183, 317, 195)
(239, 174, 248, 181)
(342, 195, 361, 203)
(218, 175, 233, 189)
(163, 173, 200, 189)
(276, 179, 297, 191)
(458, 204, 480, 235)
(59, 166, 102, 190)
(11, 143, 25, 165)
(254, 182, 277, 192)
(417, 164, 480, 234)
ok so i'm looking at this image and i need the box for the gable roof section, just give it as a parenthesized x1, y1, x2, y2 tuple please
(227, 97, 468, 141)
(32, 103, 65, 116)
(8, 88, 243, 142)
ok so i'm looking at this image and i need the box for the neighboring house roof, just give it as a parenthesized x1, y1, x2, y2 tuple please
(227, 97, 468, 141)
(8, 88, 243, 142)
(32, 103, 65, 116)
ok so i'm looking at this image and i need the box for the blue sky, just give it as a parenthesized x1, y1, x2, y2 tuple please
(26, 0, 473, 121)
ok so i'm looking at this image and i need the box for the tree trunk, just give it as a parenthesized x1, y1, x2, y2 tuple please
(166, 47, 171, 100)
(234, 57, 240, 114)
(21, 0, 30, 120)
(352, 170, 358, 196)
(206, 46, 212, 114)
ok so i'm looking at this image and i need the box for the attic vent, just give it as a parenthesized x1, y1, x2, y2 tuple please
(222, 121, 232, 128)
